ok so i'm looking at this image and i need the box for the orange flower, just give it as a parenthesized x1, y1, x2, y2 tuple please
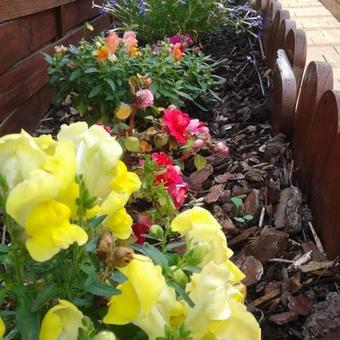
(171, 43, 184, 61)
(128, 46, 140, 57)
(123, 31, 139, 56)
(105, 32, 122, 54)
(93, 45, 110, 62)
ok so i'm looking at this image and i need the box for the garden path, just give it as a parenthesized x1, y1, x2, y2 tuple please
(280, 0, 340, 89)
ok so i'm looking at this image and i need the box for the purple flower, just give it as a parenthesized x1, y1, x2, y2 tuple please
(170, 35, 182, 45)
(136, 0, 146, 15)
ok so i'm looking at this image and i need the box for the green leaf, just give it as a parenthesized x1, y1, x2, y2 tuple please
(85, 67, 100, 73)
(89, 215, 106, 229)
(183, 265, 201, 273)
(69, 69, 81, 81)
(234, 217, 245, 223)
(0, 244, 9, 253)
(243, 215, 254, 221)
(168, 280, 194, 308)
(141, 243, 171, 275)
(194, 154, 207, 171)
(173, 90, 194, 101)
(125, 137, 141, 153)
(165, 241, 185, 251)
(88, 85, 102, 98)
(231, 197, 243, 208)
(31, 284, 59, 312)
(83, 277, 121, 296)
(16, 297, 40, 340)
(106, 78, 116, 92)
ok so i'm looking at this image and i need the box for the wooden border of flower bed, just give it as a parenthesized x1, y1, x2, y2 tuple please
(0, 0, 110, 135)
(255, 0, 340, 258)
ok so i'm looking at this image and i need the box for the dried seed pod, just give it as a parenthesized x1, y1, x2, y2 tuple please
(112, 247, 134, 268)
(97, 232, 116, 265)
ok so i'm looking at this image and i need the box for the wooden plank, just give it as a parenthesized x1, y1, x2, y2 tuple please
(302, 90, 340, 199)
(294, 62, 333, 185)
(0, 14, 110, 122)
(271, 49, 297, 137)
(60, 0, 105, 34)
(0, 0, 75, 22)
(284, 29, 307, 89)
(0, 9, 57, 74)
(312, 90, 340, 259)
(0, 87, 53, 135)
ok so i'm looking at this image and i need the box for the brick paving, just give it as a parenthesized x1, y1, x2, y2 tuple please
(280, 0, 340, 89)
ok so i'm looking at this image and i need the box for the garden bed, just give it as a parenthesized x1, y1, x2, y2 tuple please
(1, 1, 340, 339)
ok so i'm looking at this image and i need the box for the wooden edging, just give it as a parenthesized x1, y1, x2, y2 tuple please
(255, 0, 340, 258)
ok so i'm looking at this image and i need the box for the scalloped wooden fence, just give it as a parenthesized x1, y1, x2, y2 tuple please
(256, 0, 340, 258)
(0, 0, 110, 135)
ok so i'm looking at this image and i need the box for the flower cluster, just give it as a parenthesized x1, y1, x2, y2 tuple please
(93, 30, 140, 62)
(103, 207, 261, 339)
(163, 106, 210, 145)
(0, 122, 140, 262)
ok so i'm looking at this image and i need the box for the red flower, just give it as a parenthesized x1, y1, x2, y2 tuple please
(163, 108, 190, 144)
(132, 215, 152, 244)
(151, 152, 188, 209)
(152, 152, 173, 166)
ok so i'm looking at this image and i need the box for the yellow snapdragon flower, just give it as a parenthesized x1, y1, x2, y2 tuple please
(104, 254, 165, 325)
(39, 300, 83, 340)
(0, 316, 5, 339)
(170, 207, 244, 284)
(6, 169, 87, 262)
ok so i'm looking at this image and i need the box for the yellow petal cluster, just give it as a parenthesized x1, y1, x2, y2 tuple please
(0, 122, 140, 261)
(39, 300, 83, 340)
(123, 208, 261, 339)
(103, 254, 166, 325)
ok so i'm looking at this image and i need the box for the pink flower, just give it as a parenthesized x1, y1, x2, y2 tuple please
(183, 33, 193, 48)
(151, 152, 188, 208)
(168, 182, 188, 209)
(193, 139, 205, 149)
(214, 142, 229, 155)
(163, 107, 190, 144)
(123, 31, 139, 55)
(134, 89, 154, 109)
(187, 119, 210, 139)
(170, 35, 182, 46)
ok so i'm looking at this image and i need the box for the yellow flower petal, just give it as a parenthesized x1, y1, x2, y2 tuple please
(6, 169, 60, 226)
(103, 208, 132, 239)
(119, 254, 165, 316)
(0, 130, 46, 189)
(39, 300, 83, 340)
(104, 255, 166, 325)
(25, 201, 88, 262)
(41, 141, 76, 193)
(225, 260, 245, 285)
(110, 161, 141, 194)
(170, 206, 222, 235)
(104, 281, 140, 325)
(212, 300, 261, 340)
(0, 317, 5, 339)
(115, 103, 132, 120)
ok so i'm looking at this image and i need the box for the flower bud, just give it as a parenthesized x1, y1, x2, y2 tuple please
(125, 136, 141, 153)
(185, 242, 210, 266)
(149, 225, 164, 239)
(112, 247, 134, 268)
(171, 266, 189, 288)
(97, 232, 116, 265)
(214, 142, 229, 155)
(154, 134, 169, 149)
(193, 139, 205, 150)
(94, 331, 117, 340)
(115, 103, 132, 120)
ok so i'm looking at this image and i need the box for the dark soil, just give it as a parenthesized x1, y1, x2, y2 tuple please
(193, 27, 340, 340)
